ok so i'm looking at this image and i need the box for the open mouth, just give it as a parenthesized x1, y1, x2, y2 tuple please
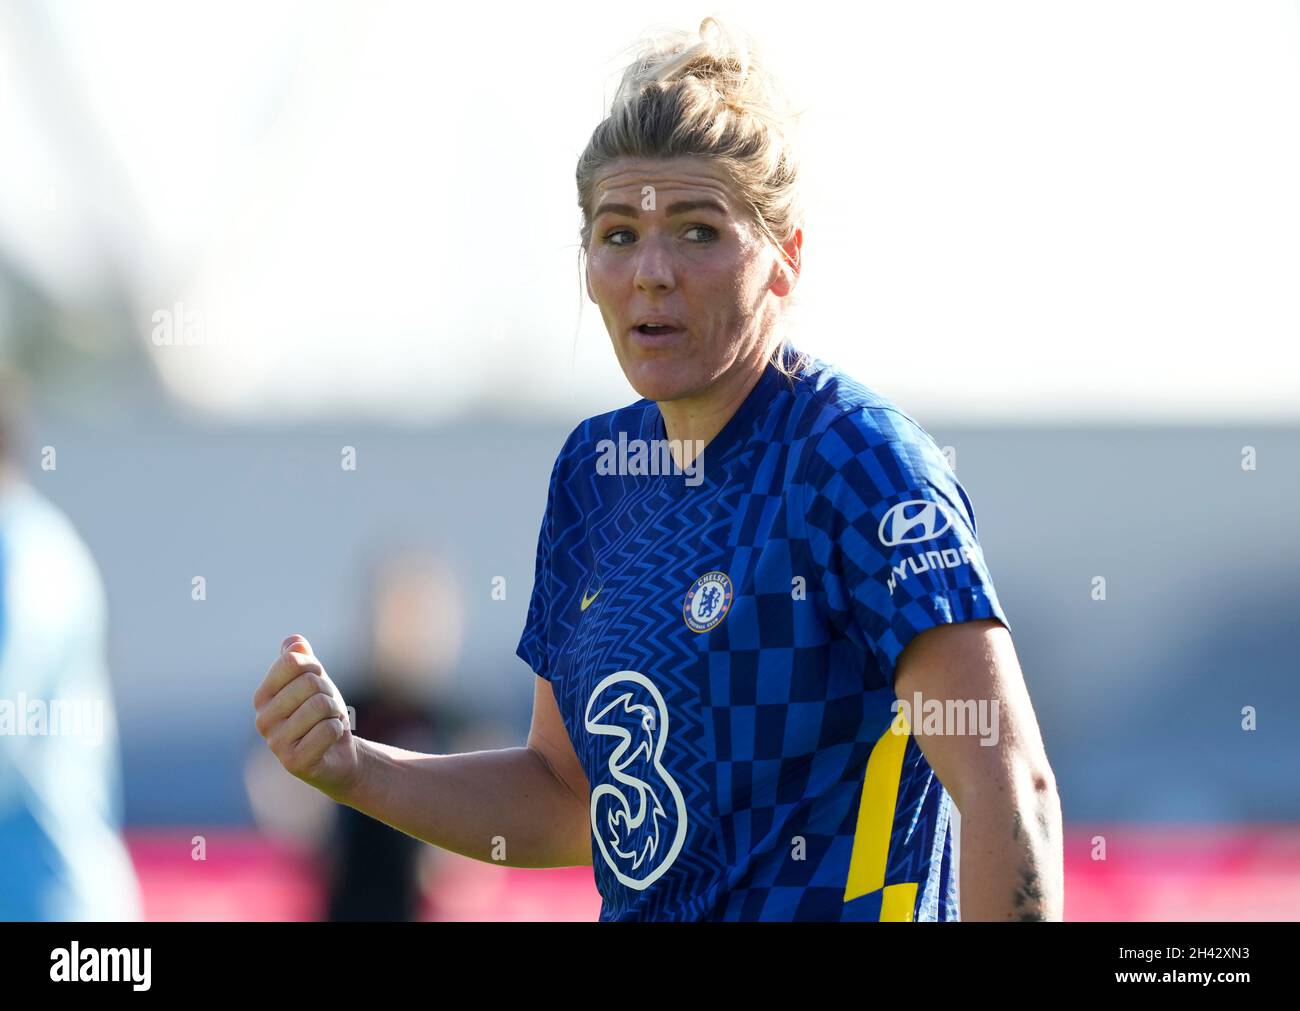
(634, 324, 682, 336)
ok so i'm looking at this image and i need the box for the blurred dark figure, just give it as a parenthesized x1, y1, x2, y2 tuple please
(323, 549, 471, 921)
(0, 367, 141, 919)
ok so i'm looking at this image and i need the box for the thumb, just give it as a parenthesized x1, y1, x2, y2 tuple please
(282, 634, 312, 656)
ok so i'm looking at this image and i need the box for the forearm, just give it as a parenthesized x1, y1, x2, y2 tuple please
(957, 774, 1063, 921)
(329, 737, 592, 869)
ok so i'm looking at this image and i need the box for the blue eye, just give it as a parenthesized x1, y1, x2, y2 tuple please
(601, 225, 717, 246)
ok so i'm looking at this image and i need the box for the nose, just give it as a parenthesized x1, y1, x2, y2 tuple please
(632, 234, 676, 294)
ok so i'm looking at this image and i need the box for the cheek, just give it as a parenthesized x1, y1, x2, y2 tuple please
(703, 251, 756, 295)
(586, 256, 623, 301)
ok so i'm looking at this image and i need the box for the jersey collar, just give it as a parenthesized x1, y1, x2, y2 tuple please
(646, 345, 804, 488)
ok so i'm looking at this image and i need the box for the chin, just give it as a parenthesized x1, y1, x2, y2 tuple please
(616, 338, 713, 402)
(621, 358, 702, 403)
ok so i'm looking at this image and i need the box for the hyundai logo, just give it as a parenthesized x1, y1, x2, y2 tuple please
(878, 499, 954, 546)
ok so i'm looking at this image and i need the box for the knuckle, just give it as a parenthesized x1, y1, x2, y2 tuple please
(287, 672, 314, 700)
(294, 726, 329, 768)
(289, 653, 322, 677)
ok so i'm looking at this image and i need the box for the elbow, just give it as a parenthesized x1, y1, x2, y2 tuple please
(1023, 762, 1063, 842)
(950, 751, 1060, 816)
(1029, 762, 1058, 802)
(1021, 756, 1060, 817)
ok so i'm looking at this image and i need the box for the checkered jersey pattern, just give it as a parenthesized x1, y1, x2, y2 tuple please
(516, 346, 1008, 921)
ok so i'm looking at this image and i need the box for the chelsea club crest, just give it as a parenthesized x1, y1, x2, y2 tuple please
(683, 570, 734, 633)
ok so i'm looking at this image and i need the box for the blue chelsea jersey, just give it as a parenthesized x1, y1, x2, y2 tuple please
(515, 346, 1009, 921)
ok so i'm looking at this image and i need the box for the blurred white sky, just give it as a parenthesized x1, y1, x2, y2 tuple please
(1, 0, 1298, 422)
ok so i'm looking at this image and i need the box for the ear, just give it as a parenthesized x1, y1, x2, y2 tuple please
(770, 227, 802, 297)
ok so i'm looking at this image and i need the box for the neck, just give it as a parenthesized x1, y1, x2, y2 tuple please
(657, 345, 771, 467)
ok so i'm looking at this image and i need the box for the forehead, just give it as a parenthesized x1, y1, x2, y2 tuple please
(592, 156, 742, 212)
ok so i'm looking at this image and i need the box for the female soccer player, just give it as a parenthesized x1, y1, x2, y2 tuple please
(253, 17, 1062, 921)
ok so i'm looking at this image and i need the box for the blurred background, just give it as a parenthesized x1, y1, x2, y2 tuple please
(1, 0, 1297, 921)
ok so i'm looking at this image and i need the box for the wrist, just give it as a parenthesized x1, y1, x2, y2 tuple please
(328, 736, 373, 808)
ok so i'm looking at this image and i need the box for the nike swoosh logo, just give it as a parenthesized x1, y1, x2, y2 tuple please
(580, 587, 602, 611)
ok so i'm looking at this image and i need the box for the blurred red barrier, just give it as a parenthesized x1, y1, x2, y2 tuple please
(125, 829, 601, 922)
(126, 829, 324, 921)
(125, 825, 1300, 921)
(1065, 823, 1300, 921)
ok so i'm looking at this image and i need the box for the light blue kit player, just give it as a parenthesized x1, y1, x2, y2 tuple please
(0, 474, 142, 921)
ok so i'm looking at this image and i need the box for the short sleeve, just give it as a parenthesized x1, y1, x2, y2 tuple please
(515, 448, 564, 681)
(797, 408, 1009, 690)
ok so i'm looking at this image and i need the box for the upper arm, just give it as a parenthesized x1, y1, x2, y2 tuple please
(797, 410, 1010, 692)
(893, 618, 1056, 810)
(526, 675, 590, 806)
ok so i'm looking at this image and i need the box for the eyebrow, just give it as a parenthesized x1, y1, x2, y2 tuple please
(592, 199, 729, 221)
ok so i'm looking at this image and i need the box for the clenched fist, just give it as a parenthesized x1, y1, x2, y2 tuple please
(253, 635, 362, 800)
